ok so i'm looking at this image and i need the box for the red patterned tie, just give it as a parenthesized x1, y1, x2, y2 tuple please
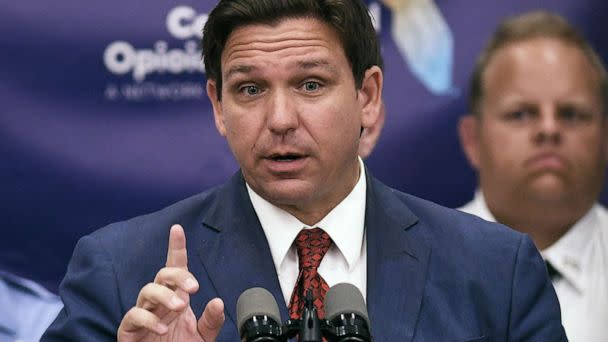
(288, 228, 332, 319)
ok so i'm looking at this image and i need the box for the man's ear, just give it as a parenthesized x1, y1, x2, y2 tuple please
(458, 114, 481, 170)
(358, 66, 383, 130)
(207, 80, 227, 137)
(359, 101, 386, 159)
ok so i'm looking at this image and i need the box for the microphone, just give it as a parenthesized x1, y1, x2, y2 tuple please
(323, 283, 372, 342)
(236, 283, 372, 341)
(237, 287, 284, 342)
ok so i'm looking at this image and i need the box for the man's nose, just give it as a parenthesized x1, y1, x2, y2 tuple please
(267, 90, 299, 134)
(533, 106, 561, 145)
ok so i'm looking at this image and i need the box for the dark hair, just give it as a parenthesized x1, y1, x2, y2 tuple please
(202, 0, 383, 100)
(469, 11, 608, 116)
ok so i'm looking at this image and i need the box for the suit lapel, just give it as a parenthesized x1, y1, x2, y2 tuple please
(195, 173, 289, 329)
(365, 174, 430, 341)
(189, 171, 430, 339)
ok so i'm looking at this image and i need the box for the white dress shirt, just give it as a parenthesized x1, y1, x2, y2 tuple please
(247, 158, 367, 305)
(459, 191, 608, 342)
(0, 271, 63, 342)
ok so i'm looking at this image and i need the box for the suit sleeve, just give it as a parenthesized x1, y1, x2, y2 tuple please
(41, 235, 123, 341)
(508, 235, 568, 341)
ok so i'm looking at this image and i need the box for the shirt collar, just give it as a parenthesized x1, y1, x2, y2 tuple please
(247, 157, 367, 272)
(460, 190, 496, 222)
(0, 270, 57, 300)
(464, 191, 599, 293)
(541, 205, 601, 293)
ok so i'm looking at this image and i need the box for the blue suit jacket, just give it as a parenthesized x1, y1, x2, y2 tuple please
(42, 171, 566, 341)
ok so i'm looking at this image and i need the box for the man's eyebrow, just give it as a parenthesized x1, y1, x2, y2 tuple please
(224, 59, 338, 81)
(556, 98, 599, 111)
(296, 59, 338, 74)
(224, 65, 257, 81)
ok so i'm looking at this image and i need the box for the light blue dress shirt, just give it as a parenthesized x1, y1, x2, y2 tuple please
(0, 271, 63, 342)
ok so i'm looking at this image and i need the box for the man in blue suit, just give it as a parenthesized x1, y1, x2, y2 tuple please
(43, 1, 566, 341)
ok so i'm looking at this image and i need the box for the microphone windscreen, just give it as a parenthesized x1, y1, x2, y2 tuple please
(324, 283, 370, 325)
(236, 287, 281, 335)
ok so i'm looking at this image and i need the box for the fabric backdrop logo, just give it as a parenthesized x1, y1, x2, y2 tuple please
(101, 2, 453, 101)
(379, 0, 455, 95)
(103, 6, 208, 101)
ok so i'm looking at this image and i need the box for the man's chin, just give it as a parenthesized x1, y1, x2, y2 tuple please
(525, 179, 571, 204)
(255, 179, 317, 206)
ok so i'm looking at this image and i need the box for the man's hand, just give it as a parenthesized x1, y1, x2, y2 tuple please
(118, 224, 225, 341)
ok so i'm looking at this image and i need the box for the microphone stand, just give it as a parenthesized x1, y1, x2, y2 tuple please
(282, 290, 324, 342)
(298, 290, 323, 341)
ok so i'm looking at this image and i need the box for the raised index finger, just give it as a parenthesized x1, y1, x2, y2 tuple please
(166, 224, 188, 270)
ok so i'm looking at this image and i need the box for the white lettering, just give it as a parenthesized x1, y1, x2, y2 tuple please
(105, 82, 205, 101)
(104, 40, 204, 82)
(104, 41, 136, 75)
(166, 5, 208, 40)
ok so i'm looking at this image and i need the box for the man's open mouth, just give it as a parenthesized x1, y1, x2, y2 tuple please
(269, 153, 304, 162)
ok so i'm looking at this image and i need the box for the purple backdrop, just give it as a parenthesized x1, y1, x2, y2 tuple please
(2, 0, 608, 291)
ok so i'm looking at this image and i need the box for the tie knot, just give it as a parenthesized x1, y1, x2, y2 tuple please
(295, 228, 332, 269)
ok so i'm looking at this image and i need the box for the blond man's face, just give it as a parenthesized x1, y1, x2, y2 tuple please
(468, 38, 608, 209)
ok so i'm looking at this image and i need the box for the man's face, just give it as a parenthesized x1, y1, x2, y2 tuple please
(207, 17, 382, 223)
(462, 37, 608, 209)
